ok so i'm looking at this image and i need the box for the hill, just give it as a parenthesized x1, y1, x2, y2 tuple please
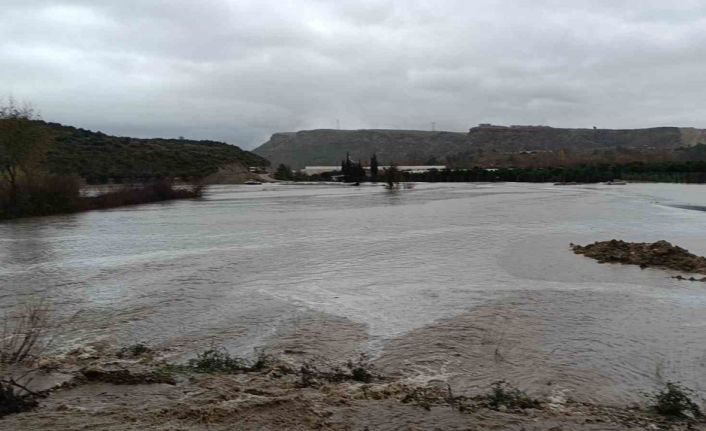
(253, 125, 706, 169)
(37, 121, 268, 183)
(254, 129, 467, 169)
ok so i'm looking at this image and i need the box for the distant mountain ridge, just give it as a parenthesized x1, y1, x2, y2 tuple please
(35, 121, 269, 182)
(253, 125, 706, 169)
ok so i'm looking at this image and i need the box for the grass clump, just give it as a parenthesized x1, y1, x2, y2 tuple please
(482, 380, 541, 411)
(347, 354, 374, 383)
(116, 343, 152, 359)
(188, 348, 248, 373)
(648, 382, 703, 420)
(187, 348, 273, 374)
(299, 354, 378, 387)
(401, 386, 451, 411)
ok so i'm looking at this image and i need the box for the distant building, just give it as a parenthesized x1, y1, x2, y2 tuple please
(301, 165, 447, 176)
(474, 124, 508, 130)
(388, 165, 447, 173)
(471, 124, 551, 132)
(301, 166, 340, 175)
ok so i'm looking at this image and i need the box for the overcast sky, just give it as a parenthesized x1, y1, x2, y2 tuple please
(3, 0, 706, 149)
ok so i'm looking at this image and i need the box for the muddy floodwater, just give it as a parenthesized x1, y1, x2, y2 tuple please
(1, 182, 705, 405)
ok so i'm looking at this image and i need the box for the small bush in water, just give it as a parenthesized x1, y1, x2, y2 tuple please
(649, 382, 703, 419)
(484, 380, 541, 411)
(116, 343, 151, 359)
(0, 382, 37, 418)
(188, 348, 248, 373)
(187, 348, 273, 373)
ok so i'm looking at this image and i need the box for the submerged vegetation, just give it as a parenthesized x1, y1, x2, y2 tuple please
(299, 353, 377, 387)
(1, 328, 704, 428)
(649, 382, 703, 419)
(187, 347, 273, 374)
(482, 380, 542, 411)
(0, 177, 203, 220)
(116, 343, 152, 359)
(0, 382, 37, 418)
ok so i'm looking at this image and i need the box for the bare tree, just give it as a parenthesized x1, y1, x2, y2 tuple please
(0, 299, 52, 366)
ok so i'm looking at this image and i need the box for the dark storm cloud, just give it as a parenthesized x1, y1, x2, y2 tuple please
(3, 0, 706, 148)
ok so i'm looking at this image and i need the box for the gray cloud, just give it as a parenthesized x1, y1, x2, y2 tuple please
(2, 0, 706, 149)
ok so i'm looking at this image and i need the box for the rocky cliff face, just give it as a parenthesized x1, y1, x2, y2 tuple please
(254, 129, 468, 169)
(253, 126, 705, 169)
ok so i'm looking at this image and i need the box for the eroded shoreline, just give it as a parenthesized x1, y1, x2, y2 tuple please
(2, 304, 704, 430)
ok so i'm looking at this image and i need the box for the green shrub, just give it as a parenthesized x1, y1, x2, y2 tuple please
(186, 348, 272, 374)
(116, 343, 151, 359)
(188, 348, 248, 373)
(347, 354, 374, 383)
(249, 352, 274, 372)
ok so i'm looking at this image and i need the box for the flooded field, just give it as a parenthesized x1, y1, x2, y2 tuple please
(1, 182, 705, 406)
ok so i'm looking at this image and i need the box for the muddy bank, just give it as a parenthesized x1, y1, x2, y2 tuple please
(571, 240, 706, 275)
(1, 341, 704, 430)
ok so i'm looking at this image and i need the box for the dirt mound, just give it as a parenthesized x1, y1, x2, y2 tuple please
(571, 240, 706, 274)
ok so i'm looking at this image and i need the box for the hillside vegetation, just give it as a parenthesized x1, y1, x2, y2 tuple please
(0, 110, 267, 219)
(40, 121, 268, 183)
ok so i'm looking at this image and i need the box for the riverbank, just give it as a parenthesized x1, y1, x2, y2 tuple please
(0, 179, 203, 221)
(2, 342, 703, 430)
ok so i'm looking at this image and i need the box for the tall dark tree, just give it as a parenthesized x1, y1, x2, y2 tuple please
(274, 163, 292, 180)
(356, 159, 366, 182)
(342, 152, 366, 183)
(370, 153, 379, 180)
(344, 152, 352, 176)
(384, 164, 401, 189)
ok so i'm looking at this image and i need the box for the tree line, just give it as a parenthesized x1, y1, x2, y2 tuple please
(399, 162, 706, 183)
(274, 154, 706, 184)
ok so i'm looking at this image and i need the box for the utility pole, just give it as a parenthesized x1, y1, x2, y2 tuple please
(336, 119, 341, 130)
(431, 122, 436, 132)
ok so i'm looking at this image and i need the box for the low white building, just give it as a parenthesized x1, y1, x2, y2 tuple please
(301, 165, 447, 175)
(301, 166, 341, 175)
(389, 165, 447, 173)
